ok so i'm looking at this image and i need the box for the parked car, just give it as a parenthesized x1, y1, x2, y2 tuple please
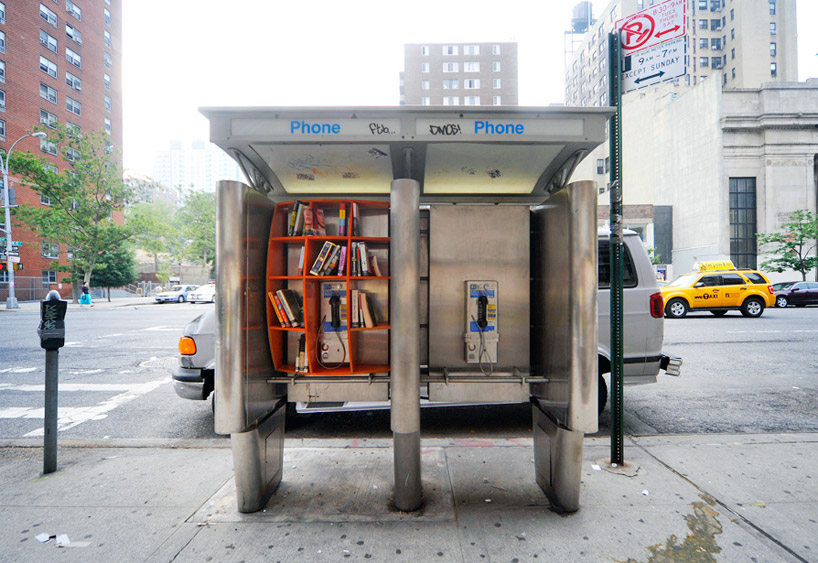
(155, 284, 199, 304)
(188, 283, 217, 303)
(660, 263, 775, 318)
(773, 281, 818, 308)
(172, 230, 681, 416)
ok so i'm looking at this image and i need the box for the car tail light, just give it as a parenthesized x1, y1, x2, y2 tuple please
(768, 285, 774, 294)
(179, 336, 197, 355)
(649, 292, 664, 318)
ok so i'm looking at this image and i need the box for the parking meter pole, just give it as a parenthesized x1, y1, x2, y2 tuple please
(390, 173, 422, 512)
(608, 31, 625, 465)
(38, 290, 67, 475)
(43, 350, 59, 474)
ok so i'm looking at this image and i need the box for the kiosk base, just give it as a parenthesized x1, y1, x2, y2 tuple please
(532, 402, 583, 513)
(231, 404, 285, 513)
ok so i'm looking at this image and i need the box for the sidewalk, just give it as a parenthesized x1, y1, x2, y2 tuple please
(0, 295, 159, 313)
(1, 433, 815, 562)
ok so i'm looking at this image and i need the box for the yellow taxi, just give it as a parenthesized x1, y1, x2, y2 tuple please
(660, 261, 776, 318)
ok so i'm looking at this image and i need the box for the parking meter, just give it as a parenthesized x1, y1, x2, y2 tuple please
(38, 290, 67, 351)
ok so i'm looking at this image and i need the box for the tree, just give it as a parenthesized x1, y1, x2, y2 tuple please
(756, 209, 818, 281)
(10, 124, 141, 301)
(126, 199, 175, 271)
(175, 188, 216, 277)
(90, 245, 138, 301)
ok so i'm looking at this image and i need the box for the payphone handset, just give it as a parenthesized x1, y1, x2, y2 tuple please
(318, 282, 348, 366)
(464, 281, 498, 368)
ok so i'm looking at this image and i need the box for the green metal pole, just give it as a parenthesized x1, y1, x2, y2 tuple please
(608, 31, 625, 465)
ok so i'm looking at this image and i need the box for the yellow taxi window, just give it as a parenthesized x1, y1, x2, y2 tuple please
(742, 272, 768, 285)
(721, 273, 746, 285)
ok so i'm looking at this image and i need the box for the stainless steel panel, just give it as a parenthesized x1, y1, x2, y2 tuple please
(532, 402, 583, 513)
(428, 205, 530, 370)
(428, 382, 530, 403)
(231, 403, 285, 513)
(287, 382, 389, 403)
(215, 180, 285, 435)
(530, 181, 597, 433)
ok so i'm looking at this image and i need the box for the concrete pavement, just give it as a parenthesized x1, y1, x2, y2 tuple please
(0, 295, 158, 313)
(1, 433, 816, 562)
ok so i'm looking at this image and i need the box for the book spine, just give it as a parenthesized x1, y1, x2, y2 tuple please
(273, 294, 291, 327)
(320, 245, 341, 276)
(296, 334, 307, 373)
(314, 208, 326, 236)
(275, 289, 296, 326)
(352, 203, 360, 236)
(287, 203, 297, 236)
(336, 246, 347, 276)
(303, 206, 314, 236)
(268, 292, 288, 327)
(338, 203, 346, 236)
(309, 241, 335, 276)
(351, 289, 360, 328)
(360, 292, 374, 327)
(297, 246, 305, 275)
(294, 201, 306, 236)
(350, 242, 358, 277)
(359, 242, 370, 276)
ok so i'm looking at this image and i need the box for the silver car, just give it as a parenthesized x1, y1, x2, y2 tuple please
(155, 284, 198, 304)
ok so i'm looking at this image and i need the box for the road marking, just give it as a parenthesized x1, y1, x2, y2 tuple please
(143, 326, 182, 332)
(0, 367, 36, 374)
(0, 379, 166, 437)
(726, 330, 818, 334)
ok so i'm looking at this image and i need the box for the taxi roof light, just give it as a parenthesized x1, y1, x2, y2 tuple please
(179, 336, 197, 356)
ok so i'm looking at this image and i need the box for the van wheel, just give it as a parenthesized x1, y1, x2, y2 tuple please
(710, 310, 727, 317)
(665, 298, 688, 318)
(741, 297, 764, 318)
(598, 373, 608, 415)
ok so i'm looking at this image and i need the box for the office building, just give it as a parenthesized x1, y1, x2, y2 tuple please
(1, 0, 121, 301)
(401, 42, 519, 106)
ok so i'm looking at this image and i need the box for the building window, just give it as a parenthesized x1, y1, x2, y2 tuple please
(699, 57, 709, 67)
(711, 38, 721, 50)
(769, 42, 777, 57)
(104, 73, 111, 90)
(40, 4, 58, 27)
(0, 2, 4, 24)
(770, 62, 777, 76)
(0, 118, 4, 139)
(40, 109, 57, 128)
(66, 47, 81, 68)
(104, 30, 111, 48)
(104, 7, 111, 25)
(732, 67, 736, 79)
(42, 270, 58, 285)
(66, 96, 81, 116)
(104, 117, 112, 134)
(104, 95, 111, 112)
(421, 63, 429, 73)
(710, 19, 721, 31)
(66, 23, 82, 44)
(443, 62, 458, 72)
(66, 0, 81, 20)
(41, 194, 52, 205)
(712, 57, 723, 69)
(442, 45, 458, 55)
(65, 147, 79, 161)
(65, 71, 81, 91)
(492, 96, 501, 105)
(464, 96, 480, 106)
(40, 82, 57, 104)
(40, 56, 57, 78)
(493, 78, 501, 88)
(40, 30, 58, 53)
(464, 79, 480, 89)
(731, 47, 735, 59)
(699, 19, 708, 29)
(0, 31, 4, 54)
(421, 79, 430, 90)
(492, 44, 501, 55)
(596, 159, 604, 174)
(443, 79, 459, 89)
(730, 8, 734, 20)
(710, 0, 720, 11)
(421, 97, 430, 106)
(697, 0, 707, 9)
(493, 61, 501, 72)
(729, 177, 757, 269)
(42, 242, 59, 259)
(0, 89, 4, 112)
(0, 60, 4, 83)
(443, 96, 459, 106)
(104, 52, 112, 69)
(464, 62, 479, 72)
(421, 45, 429, 56)
(699, 38, 708, 49)
(40, 136, 57, 155)
(769, 0, 776, 15)
(770, 22, 776, 35)
(464, 45, 479, 55)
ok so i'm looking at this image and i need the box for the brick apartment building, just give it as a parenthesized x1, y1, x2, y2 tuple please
(1, 0, 122, 301)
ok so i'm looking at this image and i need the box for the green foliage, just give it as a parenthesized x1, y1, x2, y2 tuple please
(9, 124, 137, 287)
(175, 188, 216, 270)
(91, 246, 139, 299)
(646, 246, 662, 265)
(756, 209, 818, 281)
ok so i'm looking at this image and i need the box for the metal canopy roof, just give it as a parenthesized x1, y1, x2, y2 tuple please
(200, 106, 614, 203)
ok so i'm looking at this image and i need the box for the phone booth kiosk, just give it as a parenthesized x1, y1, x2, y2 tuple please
(202, 106, 614, 514)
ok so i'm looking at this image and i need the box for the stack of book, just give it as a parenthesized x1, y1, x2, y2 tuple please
(268, 289, 303, 327)
(287, 202, 326, 236)
(309, 241, 347, 276)
(350, 289, 379, 328)
(349, 242, 383, 277)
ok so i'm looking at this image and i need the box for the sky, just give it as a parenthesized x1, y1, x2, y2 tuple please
(121, 0, 818, 179)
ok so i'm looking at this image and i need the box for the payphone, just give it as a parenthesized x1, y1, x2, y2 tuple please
(464, 280, 498, 368)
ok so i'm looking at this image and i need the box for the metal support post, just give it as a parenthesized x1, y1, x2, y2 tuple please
(43, 350, 59, 474)
(390, 169, 422, 512)
(608, 31, 625, 465)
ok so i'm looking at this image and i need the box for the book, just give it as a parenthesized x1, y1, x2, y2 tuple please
(320, 244, 341, 276)
(268, 291, 289, 327)
(309, 241, 337, 276)
(350, 242, 359, 277)
(303, 206, 314, 235)
(370, 254, 382, 277)
(295, 334, 308, 373)
(352, 202, 360, 236)
(358, 242, 370, 276)
(287, 203, 298, 236)
(360, 291, 375, 328)
(336, 246, 347, 277)
(314, 208, 326, 236)
(273, 294, 291, 327)
(351, 289, 360, 328)
(297, 246, 305, 275)
(338, 203, 346, 236)
(276, 289, 302, 327)
(293, 201, 306, 236)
